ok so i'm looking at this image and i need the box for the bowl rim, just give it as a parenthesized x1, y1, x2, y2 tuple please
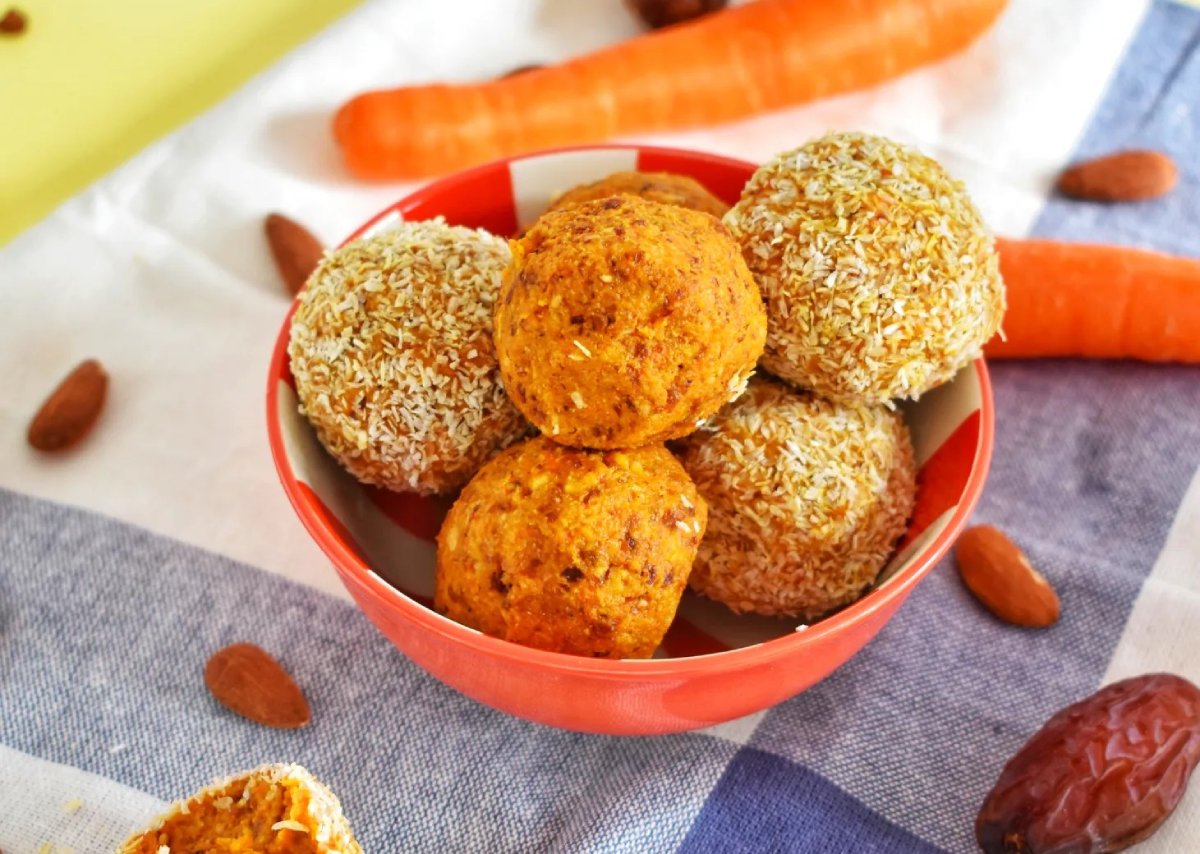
(266, 143, 995, 678)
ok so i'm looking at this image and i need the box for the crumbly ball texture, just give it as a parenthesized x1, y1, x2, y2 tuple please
(119, 764, 362, 854)
(288, 219, 529, 494)
(435, 436, 706, 659)
(674, 377, 916, 620)
(495, 195, 766, 449)
(725, 132, 1005, 405)
(546, 171, 730, 218)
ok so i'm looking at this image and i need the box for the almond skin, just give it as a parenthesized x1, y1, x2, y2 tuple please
(0, 8, 27, 34)
(265, 212, 324, 296)
(955, 525, 1061, 628)
(627, 0, 727, 29)
(1057, 150, 1177, 202)
(204, 643, 310, 729)
(27, 359, 108, 452)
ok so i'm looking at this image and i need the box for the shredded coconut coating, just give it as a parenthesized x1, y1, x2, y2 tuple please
(118, 763, 362, 854)
(725, 132, 1005, 405)
(674, 377, 916, 620)
(288, 219, 529, 494)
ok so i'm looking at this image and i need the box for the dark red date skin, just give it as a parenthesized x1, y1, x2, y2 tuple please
(977, 673, 1200, 854)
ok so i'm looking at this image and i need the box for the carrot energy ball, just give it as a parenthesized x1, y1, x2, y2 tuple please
(288, 218, 528, 495)
(675, 376, 916, 620)
(119, 763, 362, 854)
(494, 195, 766, 449)
(546, 170, 730, 218)
(435, 436, 706, 659)
(725, 132, 1005, 405)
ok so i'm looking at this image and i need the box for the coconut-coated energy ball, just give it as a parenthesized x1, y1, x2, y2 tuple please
(674, 376, 916, 620)
(725, 132, 1005, 405)
(546, 171, 729, 218)
(117, 764, 362, 854)
(435, 436, 706, 659)
(494, 195, 766, 449)
(288, 218, 529, 495)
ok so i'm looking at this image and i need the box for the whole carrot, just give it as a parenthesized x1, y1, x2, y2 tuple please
(334, 0, 1007, 178)
(985, 238, 1200, 362)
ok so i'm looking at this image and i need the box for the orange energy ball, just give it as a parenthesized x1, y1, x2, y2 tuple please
(494, 195, 766, 449)
(435, 436, 706, 659)
(546, 170, 729, 218)
(119, 764, 362, 854)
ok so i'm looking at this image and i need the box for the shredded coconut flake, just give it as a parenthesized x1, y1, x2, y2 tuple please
(273, 819, 310, 833)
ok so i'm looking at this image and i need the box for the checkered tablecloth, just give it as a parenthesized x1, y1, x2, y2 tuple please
(2, 1, 1198, 851)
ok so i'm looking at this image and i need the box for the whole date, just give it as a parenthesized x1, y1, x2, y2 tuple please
(977, 673, 1200, 853)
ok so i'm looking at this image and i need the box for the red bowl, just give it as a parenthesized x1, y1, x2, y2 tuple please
(267, 144, 994, 735)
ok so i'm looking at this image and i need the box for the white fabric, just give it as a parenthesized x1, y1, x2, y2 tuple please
(0, 746, 163, 854)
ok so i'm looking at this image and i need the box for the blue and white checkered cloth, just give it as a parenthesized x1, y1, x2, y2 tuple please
(2, 1, 1199, 851)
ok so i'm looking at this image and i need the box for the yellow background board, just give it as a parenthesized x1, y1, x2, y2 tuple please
(0, 0, 358, 244)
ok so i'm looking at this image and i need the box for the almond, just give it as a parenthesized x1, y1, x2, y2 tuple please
(27, 359, 108, 452)
(627, 0, 727, 29)
(1056, 150, 1177, 202)
(265, 213, 324, 296)
(204, 643, 310, 729)
(0, 8, 26, 34)
(954, 525, 1060, 628)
